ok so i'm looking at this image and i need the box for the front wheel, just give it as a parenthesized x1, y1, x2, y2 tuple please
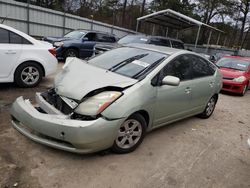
(112, 114, 147, 154)
(198, 95, 217, 119)
(240, 83, 248, 96)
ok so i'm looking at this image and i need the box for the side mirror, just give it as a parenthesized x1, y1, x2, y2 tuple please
(161, 76, 180, 86)
(82, 37, 89, 42)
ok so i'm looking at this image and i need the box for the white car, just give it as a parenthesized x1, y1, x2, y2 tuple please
(0, 24, 58, 87)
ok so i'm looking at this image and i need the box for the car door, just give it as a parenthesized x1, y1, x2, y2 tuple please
(79, 32, 97, 58)
(0, 28, 22, 79)
(153, 54, 194, 126)
(188, 55, 216, 111)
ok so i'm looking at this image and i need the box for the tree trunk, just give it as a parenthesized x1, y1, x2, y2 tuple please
(238, 1, 250, 48)
(140, 0, 146, 17)
(121, 0, 127, 27)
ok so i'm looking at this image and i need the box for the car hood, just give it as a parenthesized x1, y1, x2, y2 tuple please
(219, 67, 246, 78)
(54, 58, 138, 101)
(95, 43, 121, 51)
(44, 36, 73, 43)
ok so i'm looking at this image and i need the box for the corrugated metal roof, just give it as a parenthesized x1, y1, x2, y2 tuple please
(137, 9, 224, 33)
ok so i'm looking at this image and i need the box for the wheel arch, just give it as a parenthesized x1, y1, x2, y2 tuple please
(14, 60, 45, 77)
(132, 110, 150, 127)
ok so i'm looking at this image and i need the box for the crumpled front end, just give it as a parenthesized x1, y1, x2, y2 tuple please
(10, 92, 125, 154)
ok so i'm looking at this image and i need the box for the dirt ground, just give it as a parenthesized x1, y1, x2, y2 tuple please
(0, 63, 250, 188)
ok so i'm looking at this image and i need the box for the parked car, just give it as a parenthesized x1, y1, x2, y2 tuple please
(217, 56, 250, 96)
(10, 44, 222, 154)
(94, 34, 185, 55)
(44, 30, 117, 60)
(0, 24, 58, 87)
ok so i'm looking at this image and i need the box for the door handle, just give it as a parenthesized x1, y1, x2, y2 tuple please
(185, 87, 192, 94)
(209, 82, 214, 87)
(5, 50, 17, 54)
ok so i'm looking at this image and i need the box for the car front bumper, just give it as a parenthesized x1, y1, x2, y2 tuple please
(10, 94, 125, 154)
(221, 80, 246, 94)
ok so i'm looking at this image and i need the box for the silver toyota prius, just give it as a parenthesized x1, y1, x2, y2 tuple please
(10, 44, 222, 154)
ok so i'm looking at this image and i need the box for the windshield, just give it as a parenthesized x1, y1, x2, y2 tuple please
(64, 31, 86, 39)
(88, 47, 167, 79)
(217, 58, 250, 71)
(118, 35, 149, 44)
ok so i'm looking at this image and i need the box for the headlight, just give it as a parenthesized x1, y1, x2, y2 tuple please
(233, 76, 246, 82)
(74, 91, 122, 116)
(54, 41, 64, 47)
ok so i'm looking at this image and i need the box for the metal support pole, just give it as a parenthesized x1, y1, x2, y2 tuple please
(223, 37, 227, 47)
(206, 30, 212, 53)
(216, 33, 221, 45)
(195, 26, 201, 48)
(152, 25, 155, 35)
(90, 15, 93, 30)
(165, 27, 168, 37)
(62, 12, 66, 36)
(176, 30, 179, 39)
(27, 0, 30, 35)
(136, 20, 139, 32)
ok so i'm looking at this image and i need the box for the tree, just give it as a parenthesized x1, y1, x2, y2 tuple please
(237, 0, 250, 48)
(121, 0, 127, 26)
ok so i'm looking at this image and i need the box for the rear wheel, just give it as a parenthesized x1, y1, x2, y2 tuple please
(198, 95, 217, 119)
(112, 114, 147, 154)
(14, 62, 43, 88)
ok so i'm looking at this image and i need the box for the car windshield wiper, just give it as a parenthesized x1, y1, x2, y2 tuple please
(108, 53, 148, 72)
(132, 57, 166, 79)
(220, 66, 244, 71)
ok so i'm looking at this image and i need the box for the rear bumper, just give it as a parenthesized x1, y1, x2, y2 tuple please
(10, 94, 125, 154)
(221, 80, 246, 94)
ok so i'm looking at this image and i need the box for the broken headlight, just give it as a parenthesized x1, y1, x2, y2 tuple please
(74, 91, 122, 116)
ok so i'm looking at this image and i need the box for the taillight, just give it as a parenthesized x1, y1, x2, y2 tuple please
(48, 48, 56, 57)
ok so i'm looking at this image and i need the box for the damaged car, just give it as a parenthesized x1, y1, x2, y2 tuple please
(10, 44, 222, 154)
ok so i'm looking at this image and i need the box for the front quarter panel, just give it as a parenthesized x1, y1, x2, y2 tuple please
(101, 80, 157, 129)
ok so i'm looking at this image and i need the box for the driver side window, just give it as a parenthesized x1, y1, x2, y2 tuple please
(161, 55, 192, 81)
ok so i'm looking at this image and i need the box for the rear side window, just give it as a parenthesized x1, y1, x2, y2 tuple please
(191, 55, 215, 78)
(96, 33, 116, 42)
(0, 28, 9, 43)
(171, 41, 184, 49)
(149, 38, 171, 47)
(0, 28, 32, 44)
(10, 32, 22, 44)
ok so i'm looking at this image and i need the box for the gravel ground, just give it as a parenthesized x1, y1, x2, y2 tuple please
(0, 63, 250, 188)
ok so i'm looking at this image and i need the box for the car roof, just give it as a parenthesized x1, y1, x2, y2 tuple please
(124, 34, 184, 43)
(0, 24, 39, 45)
(75, 29, 115, 36)
(124, 43, 186, 55)
(223, 55, 250, 61)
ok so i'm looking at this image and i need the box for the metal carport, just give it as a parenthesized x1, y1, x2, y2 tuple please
(136, 9, 224, 49)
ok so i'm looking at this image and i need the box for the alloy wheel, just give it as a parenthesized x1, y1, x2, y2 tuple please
(115, 119, 142, 149)
(21, 66, 40, 85)
(205, 97, 215, 116)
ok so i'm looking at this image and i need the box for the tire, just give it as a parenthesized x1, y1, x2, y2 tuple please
(112, 113, 147, 154)
(14, 62, 43, 88)
(240, 83, 248, 96)
(63, 48, 79, 59)
(198, 95, 217, 119)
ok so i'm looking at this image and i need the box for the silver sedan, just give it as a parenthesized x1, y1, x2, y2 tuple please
(10, 44, 222, 154)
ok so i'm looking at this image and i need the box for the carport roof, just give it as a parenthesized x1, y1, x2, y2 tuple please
(137, 9, 224, 33)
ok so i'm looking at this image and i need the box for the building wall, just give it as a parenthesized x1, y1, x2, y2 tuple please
(0, 0, 136, 38)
